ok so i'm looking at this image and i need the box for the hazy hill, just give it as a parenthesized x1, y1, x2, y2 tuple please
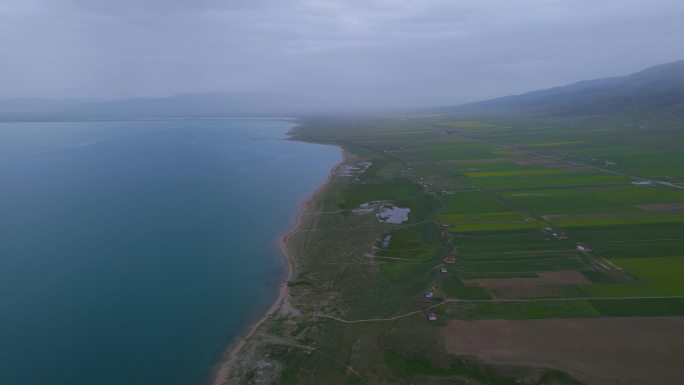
(4, 60, 683, 121)
(0, 92, 333, 121)
(0, 98, 98, 115)
(441, 60, 684, 117)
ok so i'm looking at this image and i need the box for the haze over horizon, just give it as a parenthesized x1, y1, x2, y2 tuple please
(2, 0, 684, 108)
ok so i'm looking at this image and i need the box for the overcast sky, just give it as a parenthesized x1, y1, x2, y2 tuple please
(1, 0, 683, 107)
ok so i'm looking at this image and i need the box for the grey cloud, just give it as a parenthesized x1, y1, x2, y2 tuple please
(1, 0, 683, 108)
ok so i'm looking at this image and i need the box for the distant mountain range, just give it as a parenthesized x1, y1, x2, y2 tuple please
(3, 60, 683, 121)
(0, 92, 335, 121)
(439, 60, 684, 118)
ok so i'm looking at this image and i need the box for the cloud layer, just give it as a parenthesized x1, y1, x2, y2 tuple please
(2, 0, 683, 107)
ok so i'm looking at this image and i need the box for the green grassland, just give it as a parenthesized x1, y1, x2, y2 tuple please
(581, 256, 684, 297)
(611, 256, 684, 282)
(466, 173, 630, 190)
(501, 186, 661, 215)
(225, 114, 684, 385)
(440, 191, 509, 213)
(463, 168, 566, 177)
(338, 178, 420, 210)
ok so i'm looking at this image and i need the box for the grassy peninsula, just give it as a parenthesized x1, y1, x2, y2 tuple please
(216, 112, 684, 385)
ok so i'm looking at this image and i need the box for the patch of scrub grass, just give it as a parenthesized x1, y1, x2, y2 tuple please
(376, 225, 443, 260)
(393, 193, 441, 223)
(378, 254, 439, 287)
(358, 157, 387, 180)
(338, 178, 419, 211)
(272, 346, 320, 385)
(338, 178, 440, 223)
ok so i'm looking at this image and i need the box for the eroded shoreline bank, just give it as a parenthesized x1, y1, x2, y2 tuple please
(210, 142, 347, 385)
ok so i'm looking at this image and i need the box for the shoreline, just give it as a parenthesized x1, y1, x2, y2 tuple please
(210, 144, 347, 385)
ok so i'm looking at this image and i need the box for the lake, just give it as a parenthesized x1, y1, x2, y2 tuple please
(0, 119, 340, 385)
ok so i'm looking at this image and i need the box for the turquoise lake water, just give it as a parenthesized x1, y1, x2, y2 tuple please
(0, 119, 340, 385)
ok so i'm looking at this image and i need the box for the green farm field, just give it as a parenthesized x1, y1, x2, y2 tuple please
(224, 114, 684, 385)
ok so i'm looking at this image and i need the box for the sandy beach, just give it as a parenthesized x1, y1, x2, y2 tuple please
(210, 146, 347, 385)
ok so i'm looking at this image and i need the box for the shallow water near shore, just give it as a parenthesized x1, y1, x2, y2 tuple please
(0, 119, 340, 385)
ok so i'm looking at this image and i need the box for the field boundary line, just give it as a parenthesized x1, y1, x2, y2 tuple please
(310, 295, 684, 323)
